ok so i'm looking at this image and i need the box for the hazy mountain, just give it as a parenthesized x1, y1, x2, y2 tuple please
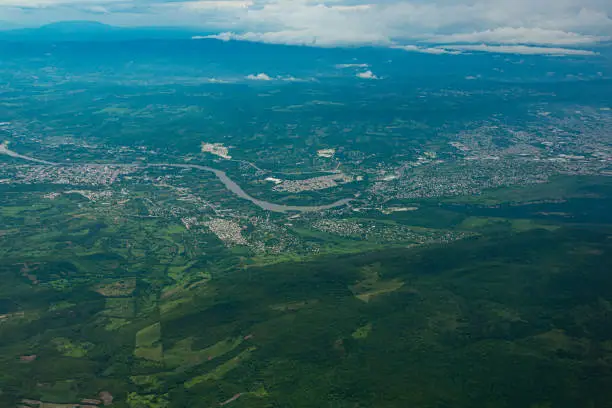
(0, 20, 206, 41)
(0, 20, 24, 31)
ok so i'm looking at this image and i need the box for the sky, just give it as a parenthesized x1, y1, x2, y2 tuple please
(0, 0, 611, 54)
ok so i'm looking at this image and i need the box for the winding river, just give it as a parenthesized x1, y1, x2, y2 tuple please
(0, 147, 352, 213)
(149, 163, 352, 213)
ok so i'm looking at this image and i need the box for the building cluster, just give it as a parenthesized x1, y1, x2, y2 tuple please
(312, 219, 366, 237)
(201, 142, 231, 159)
(273, 173, 355, 193)
(246, 215, 302, 254)
(317, 148, 336, 158)
(311, 218, 470, 244)
(367, 108, 612, 201)
(12, 165, 134, 186)
(64, 190, 114, 202)
(371, 159, 552, 200)
(181, 217, 198, 230)
(204, 218, 247, 246)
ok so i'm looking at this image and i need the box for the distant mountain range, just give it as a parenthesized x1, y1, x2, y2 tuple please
(0, 21, 208, 41)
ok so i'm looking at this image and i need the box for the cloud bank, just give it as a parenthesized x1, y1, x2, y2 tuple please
(443, 44, 599, 56)
(395, 45, 462, 55)
(1, 0, 611, 54)
(428, 27, 609, 46)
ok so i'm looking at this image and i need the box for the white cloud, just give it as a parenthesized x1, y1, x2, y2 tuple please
(203, 29, 389, 46)
(207, 77, 231, 83)
(395, 45, 462, 55)
(1, 0, 611, 53)
(85, 5, 108, 13)
(246, 72, 273, 80)
(428, 27, 610, 46)
(243, 72, 309, 81)
(356, 70, 380, 79)
(443, 44, 599, 56)
(178, 0, 253, 10)
(192, 0, 612, 49)
(335, 63, 370, 68)
(281, 75, 308, 82)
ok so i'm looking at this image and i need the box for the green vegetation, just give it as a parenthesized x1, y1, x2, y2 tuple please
(1, 42, 612, 407)
(1, 174, 612, 407)
(127, 392, 170, 408)
(164, 336, 244, 369)
(351, 323, 373, 340)
(445, 176, 612, 206)
(349, 263, 404, 303)
(458, 216, 559, 232)
(135, 323, 163, 362)
(51, 337, 94, 358)
(184, 347, 256, 388)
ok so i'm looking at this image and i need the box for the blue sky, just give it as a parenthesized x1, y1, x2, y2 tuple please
(0, 0, 611, 54)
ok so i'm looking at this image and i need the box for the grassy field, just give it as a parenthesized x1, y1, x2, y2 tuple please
(135, 323, 163, 362)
